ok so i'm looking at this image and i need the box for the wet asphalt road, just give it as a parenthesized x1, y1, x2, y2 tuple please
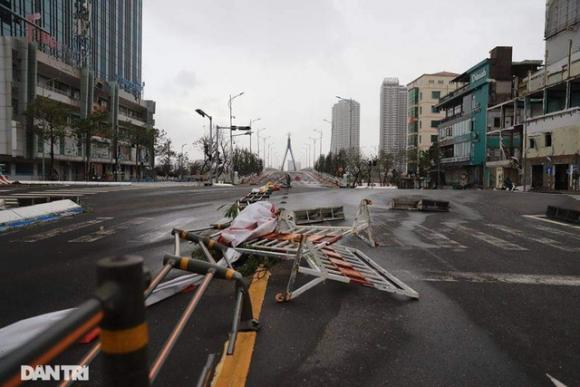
(1, 184, 580, 386)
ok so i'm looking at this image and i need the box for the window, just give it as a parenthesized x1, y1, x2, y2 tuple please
(431, 105, 437, 113)
(432, 91, 441, 99)
(419, 120, 422, 128)
(419, 92, 423, 101)
(438, 80, 444, 84)
(431, 135, 438, 143)
(431, 120, 439, 128)
(529, 138, 536, 149)
(429, 80, 435, 84)
(545, 133, 552, 147)
(494, 117, 501, 128)
(419, 106, 422, 114)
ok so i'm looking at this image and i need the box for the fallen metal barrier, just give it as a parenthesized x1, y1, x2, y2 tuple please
(417, 199, 450, 212)
(173, 199, 417, 303)
(546, 205, 580, 224)
(391, 197, 450, 212)
(276, 243, 420, 302)
(293, 206, 345, 225)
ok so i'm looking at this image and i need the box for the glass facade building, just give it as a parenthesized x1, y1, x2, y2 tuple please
(0, 0, 143, 97)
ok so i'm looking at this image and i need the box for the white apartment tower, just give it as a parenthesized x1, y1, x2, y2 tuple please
(330, 99, 360, 153)
(379, 78, 407, 172)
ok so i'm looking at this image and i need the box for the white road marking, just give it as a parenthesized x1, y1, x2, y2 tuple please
(486, 223, 580, 252)
(18, 217, 113, 242)
(530, 224, 580, 242)
(446, 223, 528, 251)
(69, 217, 151, 243)
(547, 373, 568, 387)
(420, 271, 580, 286)
(131, 217, 194, 243)
(414, 224, 467, 250)
(523, 215, 580, 231)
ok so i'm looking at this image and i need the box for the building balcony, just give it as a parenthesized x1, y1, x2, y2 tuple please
(527, 107, 580, 136)
(36, 86, 80, 108)
(438, 133, 472, 147)
(436, 83, 470, 107)
(440, 155, 470, 164)
(119, 112, 147, 127)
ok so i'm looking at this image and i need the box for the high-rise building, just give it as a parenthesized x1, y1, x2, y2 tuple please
(0, 0, 154, 181)
(330, 99, 360, 153)
(379, 78, 407, 172)
(406, 72, 458, 174)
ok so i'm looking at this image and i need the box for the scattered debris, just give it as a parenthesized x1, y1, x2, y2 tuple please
(391, 197, 450, 212)
(293, 206, 345, 225)
(546, 205, 580, 225)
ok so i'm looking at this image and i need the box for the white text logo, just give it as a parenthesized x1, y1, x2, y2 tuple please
(21, 365, 89, 381)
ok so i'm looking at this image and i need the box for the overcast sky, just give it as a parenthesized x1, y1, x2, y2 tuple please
(142, 0, 546, 168)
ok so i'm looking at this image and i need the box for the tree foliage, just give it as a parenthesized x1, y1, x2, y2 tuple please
(26, 96, 70, 179)
(72, 111, 108, 180)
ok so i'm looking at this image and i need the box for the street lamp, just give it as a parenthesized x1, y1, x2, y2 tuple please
(195, 108, 214, 184)
(323, 119, 332, 154)
(256, 128, 266, 159)
(314, 129, 323, 157)
(229, 92, 245, 182)
(248, 118, 261, 153)
(336, 96, 354, 150)
(309, 137, 317, 169)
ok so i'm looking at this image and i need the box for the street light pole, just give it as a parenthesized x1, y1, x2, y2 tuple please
(249, 118, 261, 154)
(309, 137, 317, 169)
(323, 119, 332, 155)
(195, 108, 214, 185)
(228, 92, 244, 183)
(256, 128, 266, 159)
(314, 129, 323, 160)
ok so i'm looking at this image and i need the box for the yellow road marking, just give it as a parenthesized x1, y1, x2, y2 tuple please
(212, 269, 271, 387)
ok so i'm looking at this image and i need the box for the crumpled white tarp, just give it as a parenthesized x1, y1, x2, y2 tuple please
(219, 201, 277, 247)
(0, 201, 279, 355)
(0, 309, 74, 356)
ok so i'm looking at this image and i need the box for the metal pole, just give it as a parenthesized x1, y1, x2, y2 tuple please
(149, 272, 214, 382)
(209, 115, 213, 184)
(97, 255, 149, 387)
(229, 95, 233, 183)
(522, 97, 528, 192)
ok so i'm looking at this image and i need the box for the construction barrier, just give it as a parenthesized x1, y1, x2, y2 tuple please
(546, 205, 580, 224)
(174, 199, 418, 304)
(391, 197, 450, 212)
(293, 206, 345, 225)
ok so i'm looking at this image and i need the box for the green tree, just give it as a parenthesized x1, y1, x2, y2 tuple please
(26, 96, 70, 180)
(126, 125, 154, 181)
(72, 111, 108, 180)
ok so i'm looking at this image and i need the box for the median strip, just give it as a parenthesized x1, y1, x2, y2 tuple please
(212, 269, 271, 387)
